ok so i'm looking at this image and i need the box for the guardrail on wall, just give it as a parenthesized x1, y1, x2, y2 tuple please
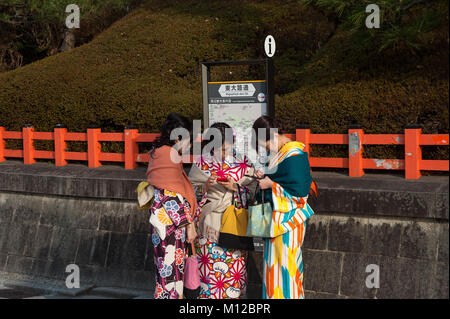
(0, 124, 448, 179)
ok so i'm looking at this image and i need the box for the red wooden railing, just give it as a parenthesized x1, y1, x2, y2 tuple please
(0, 124, 448, 179)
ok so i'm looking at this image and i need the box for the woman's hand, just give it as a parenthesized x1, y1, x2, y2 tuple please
(254, 170, 264, 179)
(204, 175, 217, 192)
(216, 176, 238, 192)
(258, 176, 274, 190)
(186, 223, 197, 244)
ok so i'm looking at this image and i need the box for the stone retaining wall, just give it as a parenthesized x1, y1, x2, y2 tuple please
(0, 161, 448, 298)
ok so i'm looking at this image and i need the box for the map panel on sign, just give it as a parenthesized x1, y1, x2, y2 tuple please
(208, 103, 267, 166)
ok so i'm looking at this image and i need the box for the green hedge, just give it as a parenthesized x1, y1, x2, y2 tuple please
(0, 0, 448, 163)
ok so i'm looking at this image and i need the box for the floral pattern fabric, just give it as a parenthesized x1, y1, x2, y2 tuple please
(192, 150, 253, 299)
(195, 236, 248, 299)
(194, 150, 252, 181)
(192, 151, 252, 215)
(150, 188, 192, 299)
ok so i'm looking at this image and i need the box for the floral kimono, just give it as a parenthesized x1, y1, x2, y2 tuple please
(262, 141, 315, 299)
(189, 151, 256, 299)
(150, 188, 192, 299)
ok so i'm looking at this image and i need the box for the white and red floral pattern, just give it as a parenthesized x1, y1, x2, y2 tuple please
(195, 236, 248, 299)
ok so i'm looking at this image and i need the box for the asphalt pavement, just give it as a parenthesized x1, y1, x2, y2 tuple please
(0, 279, 153, 299)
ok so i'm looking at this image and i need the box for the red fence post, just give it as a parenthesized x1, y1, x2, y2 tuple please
(404, 124, 422, 179)
(54, 124, 67, 166)
(23, 124, 35, 165)
(348, 124, 364, 177)
(124, 125, 138, 169)
(0, 126, 5, 162)
(87, 125, 101, 168)
(296, 124, 311, 155)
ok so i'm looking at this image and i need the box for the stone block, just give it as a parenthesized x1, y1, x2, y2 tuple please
(377, 256, 417, 299)
(303, 249, 342, 294)
(0, 253, 6, 271)
(99, 204, 131, 233)
(75, 229, 95, 265)
(122, 233, 147, 271)
(130, 209, 151, 234)
(415, 261, 437, 299)
(106, 232, 147, 270)
(305, 291, 347, 299)
(399, 222, 439, 261)
(7, 222, 37, 256)
(0, 204, 14, 223)
(414, 260, 449, 299)
(11, 204, 41, 224)
(30, 224, 53, 259)
(4, 255, 34, 275)
(105, 232, 127, 270)
(313, 174, 446, 220)
(76, 264, 99, 285)
(366, 219, 402, 257)
(438, 223, 449, 263)
(124, 270, 155, 290)
(31, 258, 50, 278)
(328, 216, 367, 253)
(434, 192, 449, 219)
(0, 221, 9, 254)
(95, 268, 130, 288)
(373, 191, 429, 219)
(144, 234, 155, 272)
(313, 189, 356, 214)
(32, 257, 82, 282)
(39, 197, 98, 229)
(90, 231, 111, 267)
(435, 262, 449, 299)
(46, 258, 70, 280)
(22, 224, 39, 257)
(303, 215, 328, 250)
(340, 253, 380, 298)
(73, 201, 101, 230)
(49, 227, 79, 262)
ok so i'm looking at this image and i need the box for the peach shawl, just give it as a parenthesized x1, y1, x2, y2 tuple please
(146, 145, 197, 214)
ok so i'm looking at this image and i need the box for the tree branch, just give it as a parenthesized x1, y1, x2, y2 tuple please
(402, 0, 429, 12)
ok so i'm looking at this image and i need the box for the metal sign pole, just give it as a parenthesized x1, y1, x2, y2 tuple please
(201, 63, 210, 129)
(266, 57, 275, 118)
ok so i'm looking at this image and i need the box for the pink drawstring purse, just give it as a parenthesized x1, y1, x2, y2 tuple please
(183, 242, 200, 299)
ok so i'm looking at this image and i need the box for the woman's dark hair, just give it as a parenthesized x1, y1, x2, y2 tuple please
(252, 116, 285, 148)
(202, 122, 235, 155)
(253, 115, 318, 198)
(149, 112, 192, 157)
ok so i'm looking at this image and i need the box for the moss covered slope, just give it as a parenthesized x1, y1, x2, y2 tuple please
(0, 0, 447, 159)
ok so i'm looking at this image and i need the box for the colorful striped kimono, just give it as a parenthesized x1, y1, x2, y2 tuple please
(262, 141, 315, 299)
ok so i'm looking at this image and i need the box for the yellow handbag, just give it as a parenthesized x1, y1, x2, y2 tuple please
(220, 204, 249, 236)
(218, 185, 254, 251)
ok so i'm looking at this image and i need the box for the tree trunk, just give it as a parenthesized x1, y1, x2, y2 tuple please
(58, 28, 76, 52)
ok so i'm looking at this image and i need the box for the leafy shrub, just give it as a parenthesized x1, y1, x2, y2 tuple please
(0, 0, 448, 164)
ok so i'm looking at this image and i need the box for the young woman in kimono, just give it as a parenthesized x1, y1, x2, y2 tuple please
(188, 122, 257, 299)
(146, 113, 198, 299)
(252, 116, 317, 299)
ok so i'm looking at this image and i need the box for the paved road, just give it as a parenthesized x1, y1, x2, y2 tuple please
(0, 282, 153, 299)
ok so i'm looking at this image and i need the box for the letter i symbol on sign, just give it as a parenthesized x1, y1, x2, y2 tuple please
(264, 35, 275, 58)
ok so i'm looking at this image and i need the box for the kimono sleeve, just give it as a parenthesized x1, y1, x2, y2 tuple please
(271, 182, 314, 223)
(162, 195, 192, 228)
